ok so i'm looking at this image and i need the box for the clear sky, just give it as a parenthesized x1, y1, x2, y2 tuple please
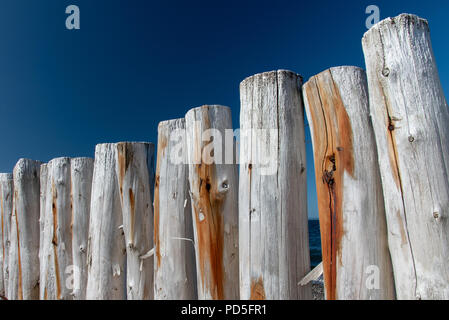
(0, 0, 448, 219)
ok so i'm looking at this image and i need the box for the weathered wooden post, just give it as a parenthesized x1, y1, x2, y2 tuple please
(39, 158, 74, 300)
(70, 158, 94, 300)
(303, 66, 395, 300)
(0, 173, 13, 298)
(185, 105, 239, 300)
(115, 142, 154, 300)
(39, 163, 53, 300)
(363, 13, 449, 300)
(8, 159, 41, 300)
(86, 144, 126, 300)
(239, 70, 311, 300)
(154, 119, 197, 300)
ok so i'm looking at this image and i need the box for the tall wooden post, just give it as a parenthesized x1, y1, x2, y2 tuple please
(70, 158, 94, 300)
(154, 119, 197, 300)
(0, 173, 13, 298)
(115, 142, 154, 300)
(185, 105, 239, 300)
(239, 70, 311, 300)
(9, 159, 41, 300)
(303, 66, 395, 299)
(363, 14, 449, 299)
(86, 144, 126, 300)
(39, 163, 53, 300)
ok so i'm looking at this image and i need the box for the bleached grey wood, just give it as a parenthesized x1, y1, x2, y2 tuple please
(363, 13, 449, 300)
(239, 70, 311, 300)
(9, 159, 41, 300)
(185, 105, 239, 300)
(303, 66, 395, 299)
(115, 142, 154, 300)
(0, 173, 13, 298)
(154, 119, 197, 300)
(7, 187, 19, 299)
(70, 158, 94, 300)
(39, 158, 74, 300)
(86, 144, 126, 300)
(38, 164, 54, 300)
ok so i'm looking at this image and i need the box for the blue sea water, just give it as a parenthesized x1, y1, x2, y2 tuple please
(308, 219, 322, 268)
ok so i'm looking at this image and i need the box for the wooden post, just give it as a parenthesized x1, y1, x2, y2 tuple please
(39, 163, 53, 300)
(239, 70, 312, 300)
(185, 105, 239, 300)
(154, 119, 197, 300)
(86, 144, 126, 300)
(40, 162, 60, 300)
(0, 173, 13, 298)
(39, 158, 74, 300)
(115, 142, 154, 300)
(303, 66, 395, 299)
(9, 159, 41, 300)
(362, 14, 449, 299)
(70, 158, 94, 300)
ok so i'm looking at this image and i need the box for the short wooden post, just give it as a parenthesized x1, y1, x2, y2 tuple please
(115, 142, 154, 300)
(39, 158, 74, 300)
(9, 159, 41, 300)
(0, 173, 13, 298)
(303, 66, 395, 299)
(86, 144, 126, 300)
(70, 158, 94, 300)
(154, 119, 197, 300)
(363, 14, 449, 299)
(239, 70, 312, 300)
(185, 105, 239, 300)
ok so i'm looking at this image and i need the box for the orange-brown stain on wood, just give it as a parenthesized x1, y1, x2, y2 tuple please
(376, 78, 401, 189)
(304, 70, 355, 300)
(51, 181, 61, 299)
(250, 277, 266, 300)
(117, 142, 134, 202)
(128, 188, 135, 245)
(154, 132, 167, 270)
(192, 107, 225, 300)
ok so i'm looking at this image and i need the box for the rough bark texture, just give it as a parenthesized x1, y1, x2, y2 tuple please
(239, 70, 312, 300)
(154, 119, 197, 300)
(70, 158, 94, 300)
(185, 105, 239, 300)
(86, 144, 126, 300)
(115, 142, 154, 300)
(9, 159, 41, 300)
(0, 173, 13, 298)
(363, 14, 449, 300)
(303, 66, 395, 300)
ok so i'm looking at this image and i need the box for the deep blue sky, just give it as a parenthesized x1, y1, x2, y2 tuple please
(0, 1, 448, 219)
